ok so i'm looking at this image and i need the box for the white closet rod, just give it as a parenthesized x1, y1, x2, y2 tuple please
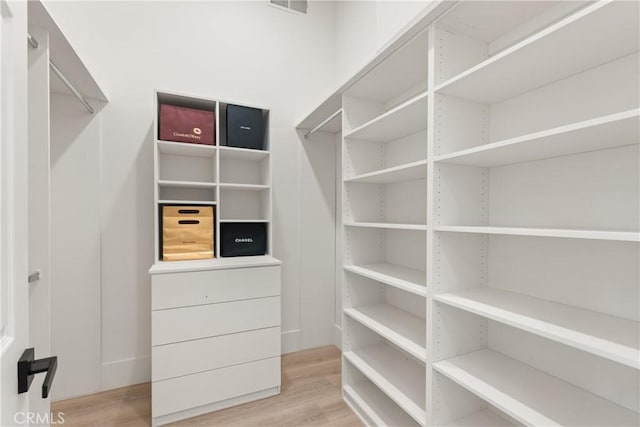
(304, 108, 341, 139)
(49, 61, 94, 114)
(27, 32, 95, 114)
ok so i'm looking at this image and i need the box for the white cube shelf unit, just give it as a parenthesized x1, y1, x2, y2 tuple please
(149, 90, 281, 426)
(338, 1, 640, 426)
(153, 90, 273, 262)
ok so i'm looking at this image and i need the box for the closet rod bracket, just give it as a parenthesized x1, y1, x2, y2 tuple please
(27, 32, 39, 49)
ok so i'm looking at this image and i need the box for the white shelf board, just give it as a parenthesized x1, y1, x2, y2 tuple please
(434, 288, 640, 369)
(434, 109, 640, 167)
(219, 183, 270, 191)
(218, 146, 269, 161)
(345, 160, 428, 184)
(158, 200, 217, 205)
(148, 255, 281, 275)
(435, 1, 640, 104)
(344, 304, 426, 362)
(344, 346, 426, 425)
(344, 263, 426, 297)
(345, 222, 427, 231)
(433, 349, 640, 427)
(343, 383, 418, 427)
(347, 29, 429, 104)
(434, 225, 640, 242)
(157, 140, 216, 158)
(156, 90, 217, 110)
(220, 219, 269, 223)
(444, 409, 514, 427)
(158, 180, 216, 189)
(345, 91, 428, 142)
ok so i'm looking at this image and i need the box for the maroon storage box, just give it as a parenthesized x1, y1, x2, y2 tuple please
(159, 104, 215, 145)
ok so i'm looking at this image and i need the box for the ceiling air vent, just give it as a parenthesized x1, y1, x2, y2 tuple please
(269, 0, 307, 14)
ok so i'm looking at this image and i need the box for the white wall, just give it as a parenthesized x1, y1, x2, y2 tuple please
(298, 131, 337, 350)
(334, 1, 378, 85)
(49, 94, 103, 399)
(44, 0, 339, 399)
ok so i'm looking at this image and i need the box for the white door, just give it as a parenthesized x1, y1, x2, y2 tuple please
(0, 1, 32, 426)
(27, 26, 52, 426)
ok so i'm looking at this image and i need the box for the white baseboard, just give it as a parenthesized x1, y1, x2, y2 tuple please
(333, 324, 342, 350)
(281, 329, 301, 354)
(101, 355, 151, 391)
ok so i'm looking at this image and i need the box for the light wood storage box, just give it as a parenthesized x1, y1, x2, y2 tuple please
(150, 263, 282, 426)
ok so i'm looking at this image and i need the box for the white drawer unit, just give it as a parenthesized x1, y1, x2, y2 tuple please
(149, 91, 281, 425)
(152, 296, 280, 345)
(152, 265, 280, 310)
(153, 327, 281, 381)
(149, 260, 282, 426)
(152, 357, 281, 419)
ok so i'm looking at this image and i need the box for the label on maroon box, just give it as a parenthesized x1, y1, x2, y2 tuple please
(173, 130, 202, 140)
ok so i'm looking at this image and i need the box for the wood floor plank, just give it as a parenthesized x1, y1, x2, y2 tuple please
(52, 345, 362, 427)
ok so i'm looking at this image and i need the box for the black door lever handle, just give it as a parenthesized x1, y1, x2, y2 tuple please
(18, 348, 58, 398)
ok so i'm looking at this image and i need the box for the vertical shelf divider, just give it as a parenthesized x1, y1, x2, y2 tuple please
(425, 23, 436, 427)
(215, 101, 221, 257)
(153, 90, 160, 263)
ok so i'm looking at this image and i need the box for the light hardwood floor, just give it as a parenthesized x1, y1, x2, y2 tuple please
(52, 346, 362, 427)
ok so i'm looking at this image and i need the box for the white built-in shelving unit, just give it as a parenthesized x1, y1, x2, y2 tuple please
(336, 1, 640, 426)
(149, 90, 281, 426)
(341, 27, 430, 427)
(152, 90, 275, 267)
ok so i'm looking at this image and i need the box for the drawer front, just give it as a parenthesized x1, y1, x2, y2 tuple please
(152, 327, 280, 381)
(152, 356, 281, 417)
(152, 296, 280, 346)
(152, 265, 280, 310)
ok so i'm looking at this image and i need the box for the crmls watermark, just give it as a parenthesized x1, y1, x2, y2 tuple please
(14, 412, 65, 425)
